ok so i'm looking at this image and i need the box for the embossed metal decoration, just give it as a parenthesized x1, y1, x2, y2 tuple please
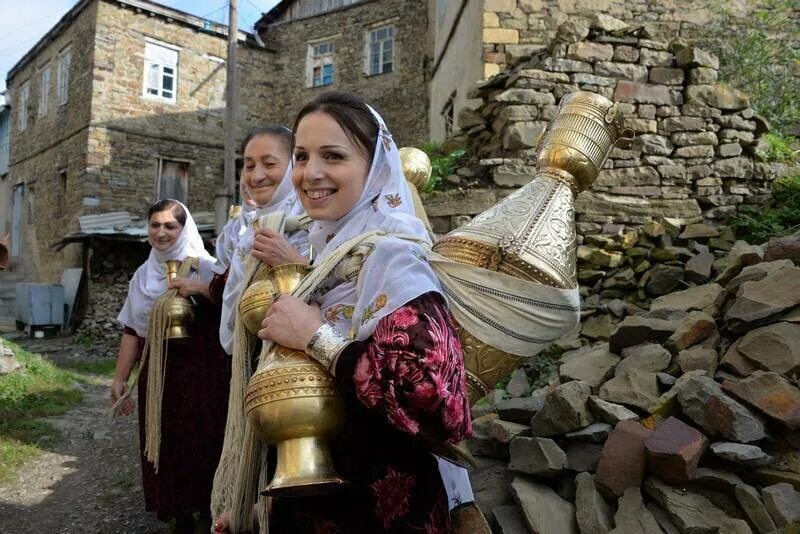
(399, 147, 432, 190)
(244, 263, 348, 497)
(164, 259, 195, 339)
(433, 91, 633, 404)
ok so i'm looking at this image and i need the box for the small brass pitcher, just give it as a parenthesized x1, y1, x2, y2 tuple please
(164, 260, 195, 339)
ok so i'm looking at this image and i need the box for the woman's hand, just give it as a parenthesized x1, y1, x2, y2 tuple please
(252, 228, 308, 266)
(169, 276, 210, 300)
(258, 295, 323, 351)
(110, 379, 135, 416)
(213, 512, 231, 533)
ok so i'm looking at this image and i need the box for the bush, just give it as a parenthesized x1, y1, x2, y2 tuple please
(419, 142, 466, 194)
(731, 174, 800, 244)
(698, 0, 800, 136)
(756, 133, 800, 164)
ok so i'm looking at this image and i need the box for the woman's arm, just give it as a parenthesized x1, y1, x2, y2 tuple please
(332, 293, 472, 443)
(257, 293, 471, 442)
(110, 331, 140, 416)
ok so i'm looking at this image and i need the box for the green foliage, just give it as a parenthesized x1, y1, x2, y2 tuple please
(698, 0, 800, 135)
(73, 332, 96, 347)
(420, 142, 466, 194)
(0, 340, 83, 482)
(756, 133, 800, 163)
(60, 358, 117, 377)
(731, 174, 800, 244)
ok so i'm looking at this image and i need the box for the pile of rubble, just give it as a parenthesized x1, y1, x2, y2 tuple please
(469, 223, 800, 533)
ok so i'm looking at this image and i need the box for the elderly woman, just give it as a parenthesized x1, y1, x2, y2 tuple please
(111, 199, 229, 534)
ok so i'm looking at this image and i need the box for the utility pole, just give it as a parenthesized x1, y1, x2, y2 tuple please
(216, 0, 239, 234)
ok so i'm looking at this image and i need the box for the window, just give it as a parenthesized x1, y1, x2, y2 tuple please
(57, 48, 71, 105)
(38, 65, 50, 117)
(307, 42, 334, 88)
(367, 26, 394, 76)
(143, 41, 179, 102)
(18, 81, 30, 132)
(55, 169, 67, 216)
(156, 159, 189, 203)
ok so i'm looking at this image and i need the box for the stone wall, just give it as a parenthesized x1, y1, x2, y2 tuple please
(252, 0, 430, 147)
(427, 15, 775, 236)
(481, 0, 716, 77)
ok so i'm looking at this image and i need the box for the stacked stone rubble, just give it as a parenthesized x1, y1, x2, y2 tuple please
(468, 226, 800, 533)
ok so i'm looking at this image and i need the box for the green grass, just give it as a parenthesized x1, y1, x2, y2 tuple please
(0, 339, 84, 483)
(59, 358, 117, 377)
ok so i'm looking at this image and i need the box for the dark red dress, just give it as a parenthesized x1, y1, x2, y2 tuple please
(125, 286, 231, 522)
(271, 292, 472, 533)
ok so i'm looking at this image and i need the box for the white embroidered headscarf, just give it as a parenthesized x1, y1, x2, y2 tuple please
(118, 200, 218, 337)
(215, 180, 255, 269)
(219, 163, 308, 354)
(307, 105, 440, 340)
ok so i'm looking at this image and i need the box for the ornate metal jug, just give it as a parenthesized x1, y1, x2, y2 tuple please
(433, 91, 633, 404)
(244, 263, 348, 497)
(164, 259, 195, 339)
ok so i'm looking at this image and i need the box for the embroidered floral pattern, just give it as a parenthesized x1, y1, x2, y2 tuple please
(353, 294, 471, 441)
(361, 294, 389, 324)
(380, 124, 394, 153)
(385, 193, 402, 208)
(325, 304, 354, 323)
(371, 467, 415, 528)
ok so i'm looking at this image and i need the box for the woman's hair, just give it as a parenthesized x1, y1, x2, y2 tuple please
(240, 125, 293, 156)
(292, 91, 379, 162)
(147, 199, 187, 226)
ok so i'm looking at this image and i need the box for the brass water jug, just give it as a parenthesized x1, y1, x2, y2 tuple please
(164, 260, 195, 339)
(433, 91, 634, 404)
(244, 263, 348, 497)
(238, 263, 275, 335)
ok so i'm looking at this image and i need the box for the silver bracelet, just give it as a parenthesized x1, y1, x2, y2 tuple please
(306, 323, 352, 375)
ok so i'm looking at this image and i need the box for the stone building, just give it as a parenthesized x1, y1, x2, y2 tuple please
(5, 0, 270, 281)
(0, 92, 11, 239)
(250, 0, 431, 146)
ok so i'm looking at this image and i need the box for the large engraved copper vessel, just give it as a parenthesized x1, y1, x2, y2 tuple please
(244, 263, 348, 497)
(433, 91, 633, 404)
(164, 259, 195, 339)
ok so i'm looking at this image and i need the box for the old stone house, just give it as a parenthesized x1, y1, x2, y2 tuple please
(5, 0, 270, 281)
(250, 0, 431, 147)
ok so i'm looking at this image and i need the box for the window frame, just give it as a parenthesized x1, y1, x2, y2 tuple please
(142, 39, 180, 104)
(307, 41, 335, 88)
(365, 25, 395, 76)
(38, 64, 51, 117)
(56, 47, 71, 106)
(18, 81, 30, 132)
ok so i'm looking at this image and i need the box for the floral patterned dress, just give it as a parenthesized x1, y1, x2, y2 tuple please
(270, 292, 472, 533)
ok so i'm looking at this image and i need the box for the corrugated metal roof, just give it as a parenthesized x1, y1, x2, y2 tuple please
(78, 212, 133, 232)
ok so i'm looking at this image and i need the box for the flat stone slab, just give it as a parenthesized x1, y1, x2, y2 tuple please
(609, 487, 662, 534)
(763, 482, 800, 528)
(511, 476, 578, 534)
(530, 381, 595, 437)
(737, 322, 800, 378)
(575, 472, 613, 534)
(650, 283, 724, 315)
(675, 372, 766, 442)
(509, 437, 567, 476)
(599, 369, 660, 411)
(710, 442, 773, 466)
(588, 395, 639, 425)
(722, 371, 800, 429)
(644, 477, 733, 533)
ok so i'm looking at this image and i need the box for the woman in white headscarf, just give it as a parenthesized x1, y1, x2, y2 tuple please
(111, 199, 229, 534)
(215, 92, 471, 533)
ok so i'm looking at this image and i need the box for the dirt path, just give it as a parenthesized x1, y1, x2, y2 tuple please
(0, 374, 165, 533)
